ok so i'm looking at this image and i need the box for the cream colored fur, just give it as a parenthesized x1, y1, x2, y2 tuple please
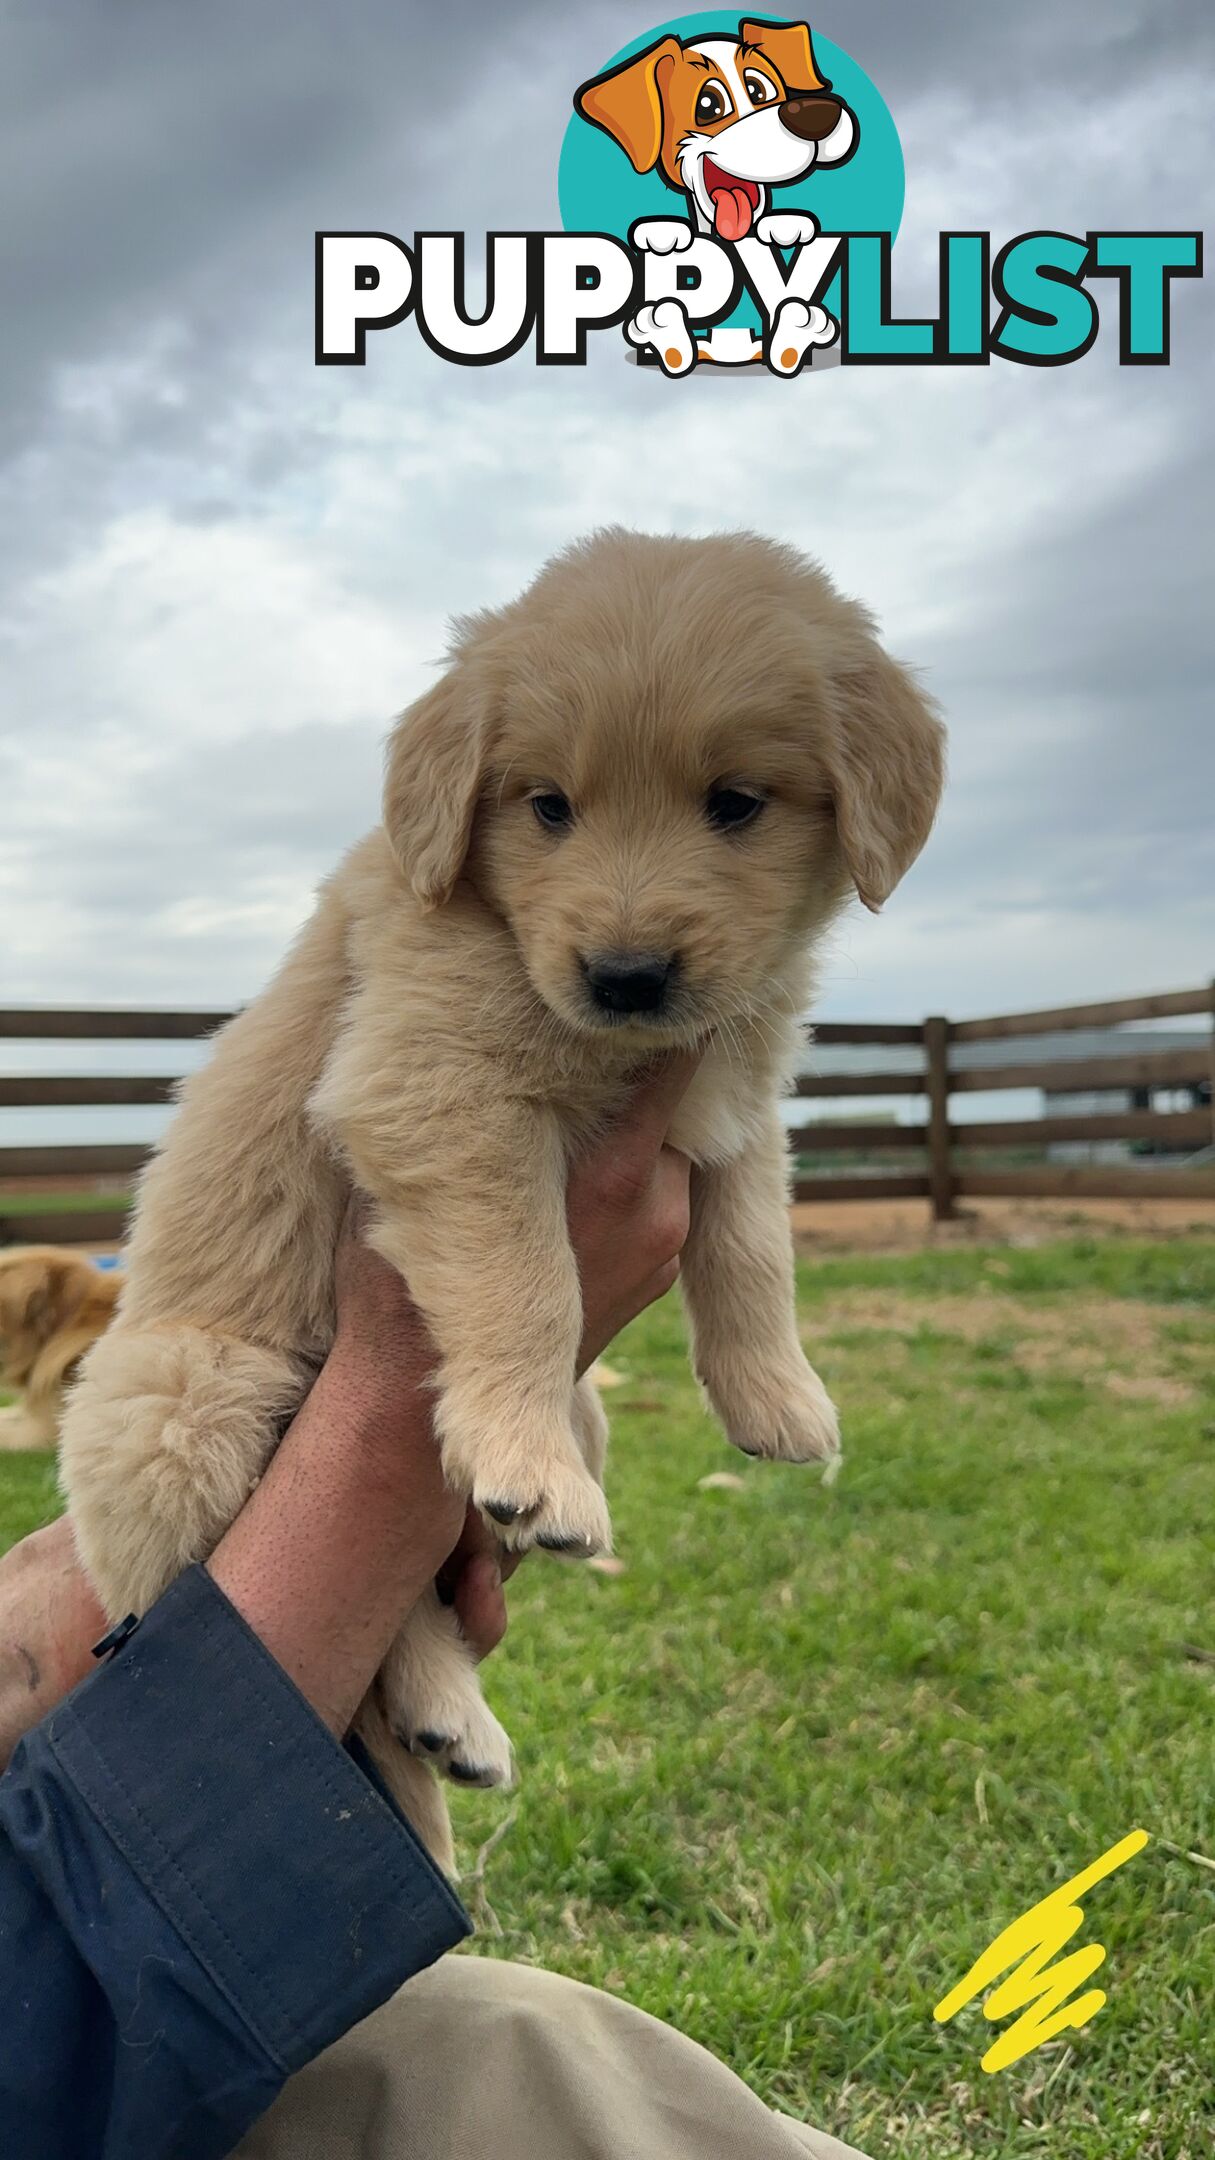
(59, 529, 945, 1872)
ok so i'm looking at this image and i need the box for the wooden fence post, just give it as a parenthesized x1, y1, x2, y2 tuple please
(924, 1015, 954, 1221)
(1208, 980, 1215, 1146)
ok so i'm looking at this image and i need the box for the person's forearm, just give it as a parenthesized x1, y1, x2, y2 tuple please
(207, 1346, 460, 1738)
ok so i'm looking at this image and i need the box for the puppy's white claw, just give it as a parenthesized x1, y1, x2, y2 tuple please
(755, 210, 819, 249)
(631, 218, 695, 254)
(627, 299, 696, 376)
(767, 297, 837, 376)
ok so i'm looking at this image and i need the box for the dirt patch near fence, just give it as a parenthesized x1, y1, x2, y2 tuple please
(791, 1193, 1215, 1257)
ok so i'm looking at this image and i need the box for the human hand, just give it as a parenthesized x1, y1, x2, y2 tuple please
(0, 1053, 700, 1756)
(0, 1517, 105, 1772)
(327, 1044, 699, 1407)
(0, 1234, 467, 1766)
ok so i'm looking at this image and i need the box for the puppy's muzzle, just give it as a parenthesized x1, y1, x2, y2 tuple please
(779, 93, 843, 142)
(582, 951, 678, 1018)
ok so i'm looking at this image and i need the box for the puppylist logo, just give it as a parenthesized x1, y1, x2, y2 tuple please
(315, 11, 1202, 378)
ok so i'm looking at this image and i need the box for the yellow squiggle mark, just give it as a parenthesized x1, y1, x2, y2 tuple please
(933, 1829, 1149, 2073)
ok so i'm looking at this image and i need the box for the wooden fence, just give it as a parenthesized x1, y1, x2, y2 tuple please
(789, 985, 1215, 1218)
(0, 1006, 228, 1245)
(0, 985, 1213, 1244)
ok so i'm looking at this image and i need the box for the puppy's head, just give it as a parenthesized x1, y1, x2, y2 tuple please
(575, 20, 856, 237)
(0, 1248, 101, 1385)
(384, 530, 944, 1049)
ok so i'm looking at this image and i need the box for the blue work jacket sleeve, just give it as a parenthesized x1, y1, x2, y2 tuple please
(0, 1563, 470, 2160)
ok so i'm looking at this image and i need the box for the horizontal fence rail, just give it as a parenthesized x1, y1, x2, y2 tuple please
(0, 986, 1212, 1244)
(795, 1070, 927, 1098)
(0, 1076, 181, 1107)
(949, 987, 1212, 1041)
(0, 1144, 154, 1179)
(1, 1209, 133, 1246)
(946, 1046, 1211, 1096)
(791, 1174, 931, 1205)
(0, 1008, 231, 1041)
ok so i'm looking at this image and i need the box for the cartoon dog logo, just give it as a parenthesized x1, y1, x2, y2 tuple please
(575, 17, 857, 372)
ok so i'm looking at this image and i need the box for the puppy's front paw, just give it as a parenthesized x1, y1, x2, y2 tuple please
(481, 1453, 613, 1559)
(631, 217, 694, 254)
(755, 209, 819, 249)
(392, 1666, 515, 1790)
(711, 1354, 841, 1467)
(441, 1409, 613, 1557)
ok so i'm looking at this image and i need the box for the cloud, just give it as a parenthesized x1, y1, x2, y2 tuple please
(0, 0, 1211, 1030)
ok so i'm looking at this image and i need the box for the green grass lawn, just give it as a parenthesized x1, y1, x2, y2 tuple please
(2, 1237, 1212, 2157)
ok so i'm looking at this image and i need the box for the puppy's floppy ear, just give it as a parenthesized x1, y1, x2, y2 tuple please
(739, 19, 829, 93)
(383, 671, 495, 909)
(824, 647, 946, 913)
(574, 37, 681, 174)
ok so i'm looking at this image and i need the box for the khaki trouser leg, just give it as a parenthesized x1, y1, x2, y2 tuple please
(234, 1954, 872, 2160)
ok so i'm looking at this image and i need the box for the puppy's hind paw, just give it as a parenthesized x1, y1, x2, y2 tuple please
(767, 298, 837, 377)
(627, 300, 695, 377)
(396, 1683, 515, 1790)
(717, 1357, 841, 1470)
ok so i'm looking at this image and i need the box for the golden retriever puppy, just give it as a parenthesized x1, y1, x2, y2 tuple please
(0, 1247, 122, 1451)
(61, 529, 945, 1870)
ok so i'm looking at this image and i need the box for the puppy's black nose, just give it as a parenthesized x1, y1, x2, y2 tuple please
(779, 92, 843, 142)
(583, 951, 677, 1016)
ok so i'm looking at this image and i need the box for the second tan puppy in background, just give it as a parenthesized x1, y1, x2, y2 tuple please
(61, 529, 945, 1870)
(0, 1248, 122, 1451)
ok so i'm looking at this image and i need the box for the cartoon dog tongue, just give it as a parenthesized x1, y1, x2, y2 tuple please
(710, 181, 754, 241)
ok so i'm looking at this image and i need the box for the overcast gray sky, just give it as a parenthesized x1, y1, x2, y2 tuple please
(2, 0, 1212, 1030)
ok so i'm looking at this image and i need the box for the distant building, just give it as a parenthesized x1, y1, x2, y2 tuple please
(1039, 1029, 1210, 1162)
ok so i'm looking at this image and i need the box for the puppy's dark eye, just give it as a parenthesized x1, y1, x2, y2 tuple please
(531, 791, 574, 831)
(707, 787, 764, 832)
(695, 82, 729, 125)
(743, 71, 778, 107)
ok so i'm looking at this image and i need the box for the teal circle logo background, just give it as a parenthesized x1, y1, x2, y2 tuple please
(558, 13, 904, 282)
